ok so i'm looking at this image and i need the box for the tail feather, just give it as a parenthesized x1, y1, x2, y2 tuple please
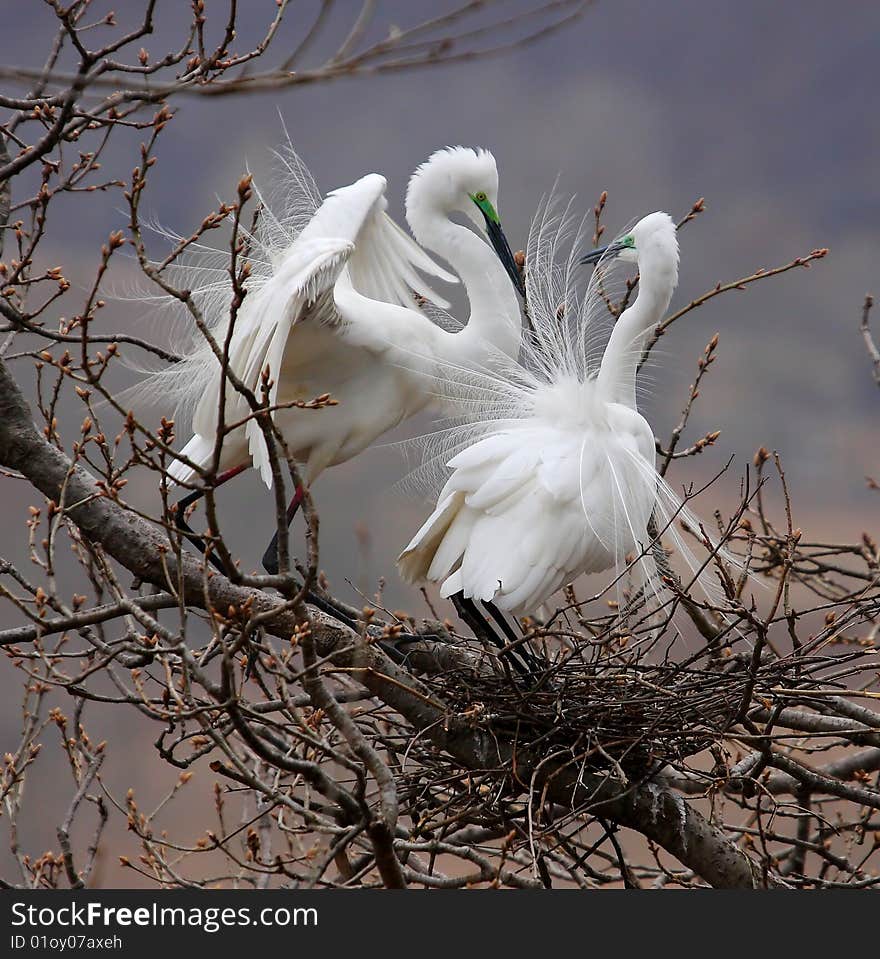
(397, 492, 466, 584)
(167, 434, 216, 486)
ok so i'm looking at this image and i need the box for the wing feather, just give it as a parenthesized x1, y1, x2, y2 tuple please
(346, 196, 456, 310)
(184, 173, 458, 487)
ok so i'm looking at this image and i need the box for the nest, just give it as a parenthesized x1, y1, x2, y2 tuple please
(433, 653, 753, 772)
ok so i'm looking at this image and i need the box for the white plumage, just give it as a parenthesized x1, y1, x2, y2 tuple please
(399, 210, 692, 617)
(400, 398, 656, 615)
(161, 143, 523, 491)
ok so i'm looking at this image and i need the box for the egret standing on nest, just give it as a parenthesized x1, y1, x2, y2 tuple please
(399, 211, 701, 631)
(159, 144, 524, 574)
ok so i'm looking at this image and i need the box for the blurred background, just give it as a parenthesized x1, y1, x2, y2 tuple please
(1, 1, 877, 884)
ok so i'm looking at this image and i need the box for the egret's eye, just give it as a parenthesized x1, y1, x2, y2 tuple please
(620, 234, 636, 249)
(470, 191, 501, 226)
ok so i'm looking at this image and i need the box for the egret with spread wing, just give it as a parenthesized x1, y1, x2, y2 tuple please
(399, 210, 715, 631)
(156, 144, 524, 574)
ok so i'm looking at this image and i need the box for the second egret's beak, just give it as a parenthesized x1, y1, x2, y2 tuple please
(484, 215, 526, 297)
(579, 241, 627, 266)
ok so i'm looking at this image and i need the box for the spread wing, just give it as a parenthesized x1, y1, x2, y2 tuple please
(175, 173, 456, 486)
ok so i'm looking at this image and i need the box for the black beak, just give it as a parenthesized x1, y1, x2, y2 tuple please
(579, 241, 626, 266)
(484, 215, 525, 298)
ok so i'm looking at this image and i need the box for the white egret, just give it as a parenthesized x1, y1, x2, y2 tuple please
(399, 210, 708, 630)
(157, 144, 524, 574)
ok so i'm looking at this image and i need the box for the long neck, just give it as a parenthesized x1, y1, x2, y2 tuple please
(410, 210, 521, 360)
(596, 258, 676, 409)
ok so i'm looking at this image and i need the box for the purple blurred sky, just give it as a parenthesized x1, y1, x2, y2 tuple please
(1, 1, 877, 882)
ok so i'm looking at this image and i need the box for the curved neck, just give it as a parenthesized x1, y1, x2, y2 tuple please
(596, 259, 676, 409)
(410, 210, 521, 360)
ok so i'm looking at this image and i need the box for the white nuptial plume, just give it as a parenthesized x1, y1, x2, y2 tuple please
(398, 194, 739, 619)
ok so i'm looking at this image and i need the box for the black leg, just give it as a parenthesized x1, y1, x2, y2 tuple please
(175, 492, 259, 675)
(262, 486, 305, 575)
(174, 475, 421, 670)
(173, 465, 256, 668)
(257, 484, 419, 660)
(171, 472, 414, 677)
(452, 593, 530, 678)
(174, 487, 228, 575)
(287, 587, 420, 666)
(451, 592, 496, 646)
(243, 629, 261, 680)
(377, 638, 411, 665)
(173, 464, 247, 576)
(483, 599, 542, 672)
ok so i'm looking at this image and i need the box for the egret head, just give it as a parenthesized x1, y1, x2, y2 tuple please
(406, 146, 524, 296)
(580, 212, 679, 282)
